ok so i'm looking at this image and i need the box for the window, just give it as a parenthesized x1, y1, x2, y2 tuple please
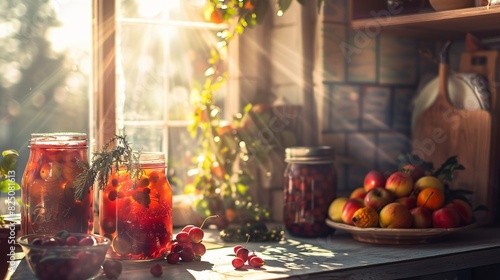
(94, 0, 237, 194)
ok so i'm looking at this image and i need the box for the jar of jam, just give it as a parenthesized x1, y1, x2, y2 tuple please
(99, 152, 173, 260)
(283, 146, 337, 237)
(21, 133, 93, 235)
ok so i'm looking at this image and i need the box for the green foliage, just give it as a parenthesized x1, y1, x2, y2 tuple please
(0, 150, 20, 193)
(73, 135, 141, 201)
(188, 0, 319, 226)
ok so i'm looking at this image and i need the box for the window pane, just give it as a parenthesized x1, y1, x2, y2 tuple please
(116, 0, 230, 190)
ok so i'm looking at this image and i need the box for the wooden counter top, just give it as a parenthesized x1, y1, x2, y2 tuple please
(8, 226, 500, 279)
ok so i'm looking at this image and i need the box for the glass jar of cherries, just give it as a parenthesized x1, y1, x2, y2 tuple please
(21, 133, 93, 235)
(283, 146, 337, 237)
(99, 152, 173, 260)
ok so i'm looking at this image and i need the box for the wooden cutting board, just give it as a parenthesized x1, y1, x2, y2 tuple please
(412, 50, 492, 225)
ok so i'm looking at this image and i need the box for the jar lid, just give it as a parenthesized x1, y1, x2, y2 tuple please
(138, 152, 166, 166)
(29, 132, 87, 147)
(285, 146, 334, 163)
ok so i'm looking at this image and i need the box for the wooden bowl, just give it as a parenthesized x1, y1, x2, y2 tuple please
(429, 0, 474, 11)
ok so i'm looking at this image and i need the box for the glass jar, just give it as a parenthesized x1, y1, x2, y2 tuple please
(283, 146, 337, 237)
(21, 133, 93, 235)
(99, 152, 173, 260)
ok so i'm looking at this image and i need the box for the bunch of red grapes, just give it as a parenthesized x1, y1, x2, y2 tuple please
(166, 215, 218, 264)
(231, 236, 265, 269)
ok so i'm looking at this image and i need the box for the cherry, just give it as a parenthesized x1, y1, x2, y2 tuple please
(192, 242, 206, 257)
(232, 257, 245, 269)
(182, 225, 194, 232)
(180, 247, 195, 262)
(65, 235, 78, 246)
(150, 263, 163, 277)
(102, 259, 122, 280)
(233, 245, 243, 254)
(236, 247, 249, 262)
(247, 252, 257, 263)
(78, 236, 96, 246)
(249, 256, 265, 268)
(167, 252, 180, 264)
(175, 231, 191, 243)
(171, 243, 183, 253)
(188, 215, 219, 243)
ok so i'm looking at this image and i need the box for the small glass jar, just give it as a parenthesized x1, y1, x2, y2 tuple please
(99, 152, 173, 260)
(283, 146, 337, 237)
(21, 133, 93, 235)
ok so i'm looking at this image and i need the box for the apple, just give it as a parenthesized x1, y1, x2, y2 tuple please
(402, 164, 426, 182)
(385, 171, 414, 198)
(379, 202, 413, 228)
(350, 187, 367, 200)
(341, 199, 364, 225)
(410, 206, 432, 228)
(432, 207, 461, 228)
(414, 176, 444, 192)
(396, 196, 417, 210)
(328, 197, 349, 222)
(364, 187, 394, 211)
(363, 170, 386, 192)
(446, 199, 474, 226)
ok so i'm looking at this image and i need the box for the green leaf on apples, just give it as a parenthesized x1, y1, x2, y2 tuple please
(432, 155, 465, 182)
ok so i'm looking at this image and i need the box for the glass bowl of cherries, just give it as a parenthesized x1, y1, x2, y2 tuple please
(17, 230, 111, 280)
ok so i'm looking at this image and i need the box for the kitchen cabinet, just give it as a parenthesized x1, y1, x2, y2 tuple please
(348, 1, 500, 38)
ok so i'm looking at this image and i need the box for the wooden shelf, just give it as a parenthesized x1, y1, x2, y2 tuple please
(349, 4, 500, 38)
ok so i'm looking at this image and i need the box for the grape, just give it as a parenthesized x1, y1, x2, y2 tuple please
(249, 256, 265, 268)
(150, 263, 163, 277)
(102, 259, 123, 280)
(180, 248, 195, 262)
(166, 252, 180, 264)
(232, 257, 245, 269)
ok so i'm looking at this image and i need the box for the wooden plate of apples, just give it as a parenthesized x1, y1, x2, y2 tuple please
(327, 219, 476, 245)
(326, 156, 479, 245)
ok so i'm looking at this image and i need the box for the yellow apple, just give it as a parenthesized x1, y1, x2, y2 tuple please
(328, 197, 349, 222)
(414, 176, 444, 192)
(379, 202, 413, 228)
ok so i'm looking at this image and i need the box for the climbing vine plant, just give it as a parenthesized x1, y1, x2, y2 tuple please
(187, 0, 323, 228)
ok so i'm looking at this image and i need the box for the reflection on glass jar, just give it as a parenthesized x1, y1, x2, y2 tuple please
(99, 152, 173, 260)
(283, 147, 337, 238)
(21, 133, 93, 235)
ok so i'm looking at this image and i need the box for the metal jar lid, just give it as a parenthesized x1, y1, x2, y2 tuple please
(285, 146, 335, 163)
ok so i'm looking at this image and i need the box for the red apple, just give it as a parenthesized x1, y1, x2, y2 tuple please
(341, 199, 364, 225)
(446, 199, 474, 226)
(363, 170, 386, 192)
(396, 196, 417, 210)
(385, 171, 414, 198)
(402, 164, 426, 182)
(364, 187, 394, 211)
(411, 206, 432, 228)
(432, 207, 461, 228)
(350, 187, 367, 200)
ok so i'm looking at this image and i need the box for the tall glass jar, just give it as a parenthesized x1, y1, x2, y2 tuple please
(21, 133, 93, 235)
(99, 152, 173, 260)
(283, 146, 337, 237)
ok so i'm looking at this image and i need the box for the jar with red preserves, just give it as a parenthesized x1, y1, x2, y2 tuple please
(283, 146, 337, 237)
(21, 133, 93, 235)
(99, 152, 173, 260)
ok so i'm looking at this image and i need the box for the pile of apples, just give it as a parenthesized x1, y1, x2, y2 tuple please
(328, 164, 474, 229)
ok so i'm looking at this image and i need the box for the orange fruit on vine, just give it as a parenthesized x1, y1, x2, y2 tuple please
(417, 187, 445, 211)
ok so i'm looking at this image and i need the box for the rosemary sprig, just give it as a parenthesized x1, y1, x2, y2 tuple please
(73, 135, 141, 201)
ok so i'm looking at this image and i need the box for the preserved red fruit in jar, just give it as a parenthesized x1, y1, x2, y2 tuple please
(99, 152, 173, 260)
(283, 146, 337, 237)
(21, 133, 93, 235)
